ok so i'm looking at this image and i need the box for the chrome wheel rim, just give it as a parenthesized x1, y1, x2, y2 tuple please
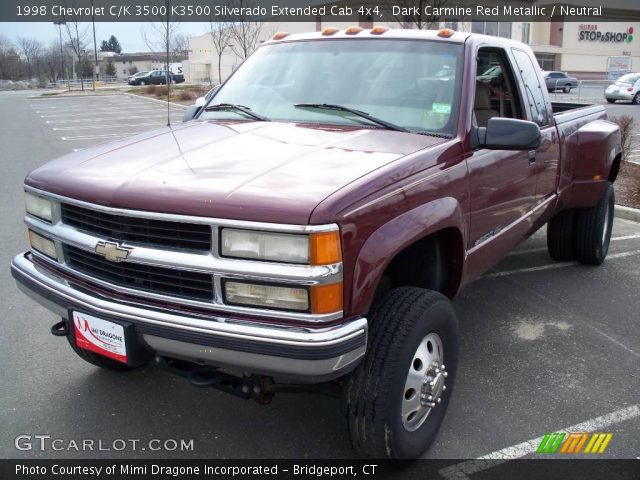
(401, 333, 447, 432)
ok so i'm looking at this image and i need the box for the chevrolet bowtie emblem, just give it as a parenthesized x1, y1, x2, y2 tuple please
(95, 241, 131, 262)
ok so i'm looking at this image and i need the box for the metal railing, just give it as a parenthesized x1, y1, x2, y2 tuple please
(548, 79, 610, 102)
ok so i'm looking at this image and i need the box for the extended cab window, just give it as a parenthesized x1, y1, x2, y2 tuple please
(512, 48, 550, 127)
(474, 48, 523, 128)
(200, 39, 464, 136)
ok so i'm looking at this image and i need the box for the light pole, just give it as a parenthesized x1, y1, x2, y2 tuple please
(53, 21, 66, 82)
(91, 0, 98, 90)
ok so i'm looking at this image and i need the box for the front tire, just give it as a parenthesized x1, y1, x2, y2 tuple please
(563, 85, 571, 93)
(606, 98, 616, 104)
(633, 92, 640, 105)
(344, 287, 458, 459)
(575, 182, 615, 265)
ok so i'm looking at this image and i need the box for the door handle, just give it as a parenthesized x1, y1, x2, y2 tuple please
(528, 151, 537, 164)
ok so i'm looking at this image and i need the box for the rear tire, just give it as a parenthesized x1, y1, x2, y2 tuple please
(575, 182, 615, 265)
(343, 287, 458, 459)
(547, 209, 576, 261)
(66, 334, 133, 371)
(634, 93, 640, 105)
(563, 85, 571, 93)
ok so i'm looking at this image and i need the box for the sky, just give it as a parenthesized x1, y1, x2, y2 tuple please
(0, 22, 212, 52)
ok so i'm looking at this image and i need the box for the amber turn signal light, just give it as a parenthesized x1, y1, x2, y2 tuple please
(437, 28, 455, 38)
(272, 32, 290, 41)
(370, 26, 388, 35)
(309, 231, 342, 265)
(311, 282, 343, 314)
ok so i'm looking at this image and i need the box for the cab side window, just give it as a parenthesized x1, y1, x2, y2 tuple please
(474, 48, 524, 128)
(511, 48, 550, 127)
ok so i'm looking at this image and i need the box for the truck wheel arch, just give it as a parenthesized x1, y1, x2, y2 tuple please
(350, 197, 465, 317)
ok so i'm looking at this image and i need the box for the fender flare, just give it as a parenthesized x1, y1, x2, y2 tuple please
(350, 197, 465, 315)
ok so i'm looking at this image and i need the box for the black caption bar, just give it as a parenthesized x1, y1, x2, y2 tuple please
(1, 0, 639, 23)
(2, 459, 640, 480)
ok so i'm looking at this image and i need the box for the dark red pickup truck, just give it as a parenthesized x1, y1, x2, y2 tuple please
(12, 29, 621, 459)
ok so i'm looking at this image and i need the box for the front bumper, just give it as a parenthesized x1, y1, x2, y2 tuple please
(11, 253, 367, 382)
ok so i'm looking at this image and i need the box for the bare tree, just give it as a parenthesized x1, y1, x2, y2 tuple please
(142, 0, 178, 126)
(171, 33, 189, 62)
(64, 17, 90, 90)
(228, 0, 266, 61)
(208, 19, 232, 85)
(388, 0, 452, 30)
(0, 35, 21, 80)
(42, 43, 62, 83)
(16, 37, 42, 80)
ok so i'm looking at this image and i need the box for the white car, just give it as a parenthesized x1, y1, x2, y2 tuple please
(605, 73, 640, 104)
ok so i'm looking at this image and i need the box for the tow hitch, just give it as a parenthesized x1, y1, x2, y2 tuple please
(155, 356, 341, 404)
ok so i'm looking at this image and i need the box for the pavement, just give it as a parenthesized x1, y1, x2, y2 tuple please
(0, 91, 638, 465)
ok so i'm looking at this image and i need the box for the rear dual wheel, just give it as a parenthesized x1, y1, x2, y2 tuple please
(547, 182, 615, 265)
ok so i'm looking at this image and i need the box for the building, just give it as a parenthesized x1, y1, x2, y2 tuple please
(97, 51, 188, 81)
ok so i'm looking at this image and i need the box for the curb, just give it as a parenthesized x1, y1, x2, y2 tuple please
(614, 205, 640, 223)
(123, 92, 187, 110)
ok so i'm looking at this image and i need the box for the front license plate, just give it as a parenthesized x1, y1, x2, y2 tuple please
(73, 311, 127, 363)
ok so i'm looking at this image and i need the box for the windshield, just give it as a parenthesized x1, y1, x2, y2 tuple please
(199, 39, 464, 135)
(617, 73, 639, 84)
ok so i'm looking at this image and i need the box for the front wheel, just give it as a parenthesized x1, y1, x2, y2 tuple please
(575, 182, 615, 265)
(139, 80, 147, 86)
(563, 85, 571, 93)
(633, 92, 640, 105)
(606, 98, 616, 104)
(343, 287, 458, 459)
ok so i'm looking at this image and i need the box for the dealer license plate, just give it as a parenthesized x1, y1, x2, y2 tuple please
(73, 311, 127, 363)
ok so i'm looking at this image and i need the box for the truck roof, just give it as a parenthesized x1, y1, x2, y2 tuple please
(264, 28, 530, 51)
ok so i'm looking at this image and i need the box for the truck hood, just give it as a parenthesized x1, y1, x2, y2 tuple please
(26, 120, 443, 224)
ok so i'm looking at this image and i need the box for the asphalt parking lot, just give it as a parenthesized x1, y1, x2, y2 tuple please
(0, 91, 638, 466)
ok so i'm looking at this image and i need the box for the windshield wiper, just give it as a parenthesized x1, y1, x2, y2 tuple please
(294, 103, 408, 132)
(203, 103, 270, 122)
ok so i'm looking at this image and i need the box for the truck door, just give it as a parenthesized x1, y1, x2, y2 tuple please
(467, 47, 537, 250)
(511, 48, 560, 205)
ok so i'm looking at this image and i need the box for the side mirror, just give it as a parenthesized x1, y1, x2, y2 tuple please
(182, 105, 201, 123)
(476, 118, 540, 150)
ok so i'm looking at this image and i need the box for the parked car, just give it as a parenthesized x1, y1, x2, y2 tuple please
(128, 70, 183, 86)
(605, 72, 640, 104)
(126, 71, 148, 83)
(13, 29, 621, 460)
(544, 71, 578, 92)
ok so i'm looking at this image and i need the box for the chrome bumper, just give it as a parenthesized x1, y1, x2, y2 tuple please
(11, 253, 367, 382)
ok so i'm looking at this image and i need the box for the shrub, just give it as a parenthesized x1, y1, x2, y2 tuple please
(154, 86, 168, 97)
(178, 90, 193, 101)
(611, 115, 636, 163)
(146, 84, 157, 95)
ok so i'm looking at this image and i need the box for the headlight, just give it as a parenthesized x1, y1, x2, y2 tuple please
(25, 192, 53, 222)
(220, 228, 341, 265)
(28, 230, 57, 260)
(224, 281, 310, 311)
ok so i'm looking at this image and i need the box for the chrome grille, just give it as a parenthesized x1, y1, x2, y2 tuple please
(65, 245, 214, 301)
(61, 203, 212, 251)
